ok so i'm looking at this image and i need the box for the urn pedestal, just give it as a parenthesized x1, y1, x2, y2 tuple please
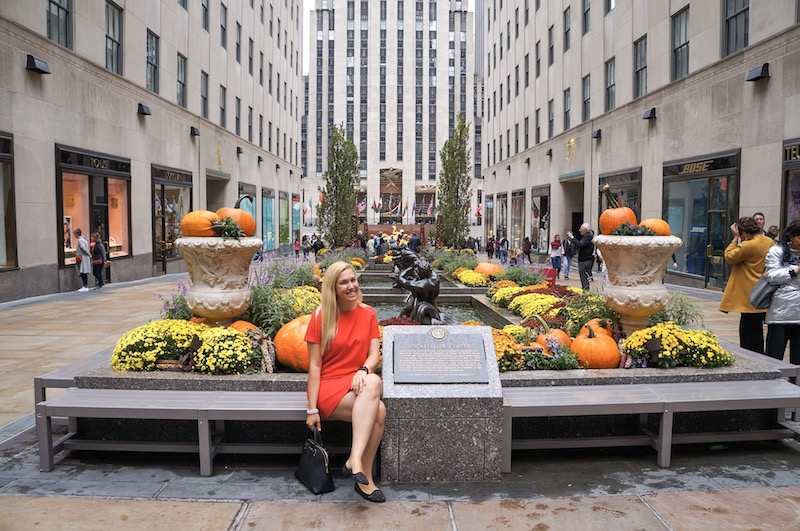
(174, 237, 262, 324)
(593, 235, 683, 338)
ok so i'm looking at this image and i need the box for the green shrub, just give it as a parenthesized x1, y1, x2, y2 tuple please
(249, 260, 315, 289)
(649, 291, 704, 326)
(502, 266, 545, 287)
(241, 285, 304, 338)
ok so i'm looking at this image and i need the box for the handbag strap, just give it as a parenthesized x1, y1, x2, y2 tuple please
(309, 426, 325, 447)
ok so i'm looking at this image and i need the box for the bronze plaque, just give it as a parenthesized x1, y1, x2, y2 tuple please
(393, 327, 489, 384)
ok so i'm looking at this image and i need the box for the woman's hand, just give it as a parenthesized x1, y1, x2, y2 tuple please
(306, 413, 321, 431)
(351, 370, 368, 395)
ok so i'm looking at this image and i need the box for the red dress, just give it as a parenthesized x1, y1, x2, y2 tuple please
(304, 304, 380, 419)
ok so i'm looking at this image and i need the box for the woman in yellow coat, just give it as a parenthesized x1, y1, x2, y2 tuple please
(719, 216, 775, 353)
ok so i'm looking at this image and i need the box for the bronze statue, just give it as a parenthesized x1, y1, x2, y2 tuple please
(391, 249, 441, 324)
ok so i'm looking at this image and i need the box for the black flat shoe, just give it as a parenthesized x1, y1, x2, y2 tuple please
(342, 463, 369, 485)
(354, 482, 386, 503)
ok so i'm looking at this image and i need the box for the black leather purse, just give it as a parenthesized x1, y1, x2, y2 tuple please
(295, 427, 335, 494)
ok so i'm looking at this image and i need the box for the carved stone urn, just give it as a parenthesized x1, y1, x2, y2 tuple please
(174, 236, 262, 323)
(593, 235, 683, 338)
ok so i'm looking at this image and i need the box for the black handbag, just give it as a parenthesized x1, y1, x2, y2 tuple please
(750, 275, 778, 310)
(295, 427, 335, 494)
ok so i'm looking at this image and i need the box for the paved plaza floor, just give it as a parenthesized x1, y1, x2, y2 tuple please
(1, 257, 799, 530)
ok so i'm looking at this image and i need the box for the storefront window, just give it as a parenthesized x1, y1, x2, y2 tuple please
(154, 183, 190, 260)
(510, 190, 525, 249)
(62, 173, 90, 265)
(262, 188, 275, 250)
(279, 191, 289, 244)
(292, 193, 301, 242)
(0, 134, 16, 269)
(58, 147, 131, 267)
(787, 169, 800, 224)
(599, 170, 640, 225)
(238, 183, 256, 224)
(484, 195, 494, 241)
(496, 193, 508, 238)
(664, 152, 739, 287)
(530, 188, 549, 253)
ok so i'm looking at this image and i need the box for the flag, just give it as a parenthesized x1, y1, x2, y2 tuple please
(377, 199, 382, 213)
(319, 192, 325, 204)
(358, 197, 366, 213)
(411, 199, 416, 215)
(403, 198, 408, 216)
(427, 200, 434, 216)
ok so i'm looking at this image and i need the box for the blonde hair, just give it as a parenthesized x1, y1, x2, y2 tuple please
(318, 261, 362, 355)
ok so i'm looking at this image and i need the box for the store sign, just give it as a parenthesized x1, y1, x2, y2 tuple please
(153, 166, 192, 184)
(58, 146, 131, 174)
(785, 143, 800, 162)
(663, 153, 738, 178)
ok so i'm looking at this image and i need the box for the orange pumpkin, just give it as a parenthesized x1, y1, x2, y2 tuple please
(530, 314, 572, 354)
(638, 218, 671, 236)
(576, 318, 613, 338)
(570, 326, 621, 369)
(474, 262, 504, 278)
(216, 208, 256, 237)
(229, 320, 259, 334)
(180, 210, 220, 237)
(273, 314, 312, 372)
(599, 184, 638, 234)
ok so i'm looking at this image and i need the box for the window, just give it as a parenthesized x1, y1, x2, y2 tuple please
(633, 36, 647, 98)
(248, 107, 253, 142)
(535, 108, 540, 144)
(0, 134, 16, 269)
(259, 52, 264, 84)
(563, 88, 571, 130)
(47, 0, 71, 48)
(236, 23, 241, 63)
(548, 99, 554, 138)
(548, 26, 554, 65)
(58, 148, 132, 267)
(524, 116, 529, 149)
(220, 3, 228, 49)
(105, 1, 122, 75)
(564, 8, 570, 52)
(582, 75, 590, 122)
(524, 53, 529, 87)
(200, 71, 209, 118)
(259, 114, 263, 147)
(515, 65, 519, 96)
(605, 0, 615, 14)
(176, 54, 187, 107)
(724, 0, 749, 56)
(153, 173, 191, 262)
(235, 97, 241, 135)
(202, 0, 209, 30)
(535, 41, 540, 77)
(249, 39, 254, 74)
(220, 85, 227, 128)
(146, 30, 159, 93)
(582, 0, 590, 35)
(268, 63, 273, 94)
(605, 57, 615, 111)
(672, 7, 689, 81)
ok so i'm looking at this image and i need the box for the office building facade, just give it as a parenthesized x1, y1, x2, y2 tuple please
(483, 0, 800, 289)
(0, 0, 303, 302)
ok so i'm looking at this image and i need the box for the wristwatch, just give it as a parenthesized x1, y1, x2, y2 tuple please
(358, 366, 369, 374)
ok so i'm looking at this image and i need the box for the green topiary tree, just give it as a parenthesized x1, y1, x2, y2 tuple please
(437, 114, 472, 248)
(316, 123, 359, 247)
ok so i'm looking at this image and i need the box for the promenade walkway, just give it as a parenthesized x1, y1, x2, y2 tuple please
(1, 259, 799, 530)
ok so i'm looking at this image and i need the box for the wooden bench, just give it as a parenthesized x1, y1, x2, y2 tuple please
(36, 388, 308, 476)
(33, 349, 111, 405)
(502, 379, 800, 472)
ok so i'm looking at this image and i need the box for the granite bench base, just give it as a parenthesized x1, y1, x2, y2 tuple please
(51, 339, 800, 482)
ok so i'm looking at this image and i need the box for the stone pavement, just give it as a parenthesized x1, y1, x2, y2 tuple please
(1, 260, 799, 530)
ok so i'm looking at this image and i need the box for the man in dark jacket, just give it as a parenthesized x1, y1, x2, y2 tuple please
(408, 233, 421, 253)
(568, 223, 595, 290)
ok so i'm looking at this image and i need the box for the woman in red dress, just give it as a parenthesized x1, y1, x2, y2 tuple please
(304, 261, 386, 502)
